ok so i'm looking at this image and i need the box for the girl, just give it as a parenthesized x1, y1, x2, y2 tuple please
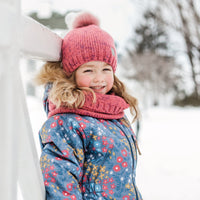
(36, 12, 142, 200)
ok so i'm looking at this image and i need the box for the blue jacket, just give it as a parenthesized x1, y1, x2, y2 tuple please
(39, 85, 142, 200)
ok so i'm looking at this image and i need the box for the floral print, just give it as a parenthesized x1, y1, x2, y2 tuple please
(39, 113, 142, 200)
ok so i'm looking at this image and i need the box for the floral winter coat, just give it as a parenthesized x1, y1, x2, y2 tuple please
(39, 85, 142, 200)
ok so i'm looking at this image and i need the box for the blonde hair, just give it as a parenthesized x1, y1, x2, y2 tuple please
(35, 61, 139, 122)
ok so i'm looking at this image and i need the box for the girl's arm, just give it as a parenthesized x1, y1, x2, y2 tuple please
(39, 116, 85, 200)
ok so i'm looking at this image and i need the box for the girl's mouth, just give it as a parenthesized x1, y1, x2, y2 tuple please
(90, 85, 106, 93)
(90, 86, 105, 90)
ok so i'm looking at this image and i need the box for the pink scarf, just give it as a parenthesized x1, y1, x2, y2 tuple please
(48, 92, 129, 119)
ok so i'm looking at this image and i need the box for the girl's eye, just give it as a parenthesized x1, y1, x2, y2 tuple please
(83, 69, 92, 73)
(103, 68, 112, 71)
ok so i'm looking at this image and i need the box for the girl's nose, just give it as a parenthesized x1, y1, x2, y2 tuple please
(94, 72, 104, 83)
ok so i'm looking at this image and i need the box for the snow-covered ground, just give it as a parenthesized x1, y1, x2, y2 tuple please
(27, 96, 200, 200)
(136, 107, 200, 200)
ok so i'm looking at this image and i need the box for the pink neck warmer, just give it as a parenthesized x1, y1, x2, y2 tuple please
(48, 92, 129, 119)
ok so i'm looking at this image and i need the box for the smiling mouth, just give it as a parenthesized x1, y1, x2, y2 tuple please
(90, 86, 106, 90)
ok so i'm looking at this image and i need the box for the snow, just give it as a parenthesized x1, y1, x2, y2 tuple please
(26, 96, 200, 199)
(136, 107, 200, 199)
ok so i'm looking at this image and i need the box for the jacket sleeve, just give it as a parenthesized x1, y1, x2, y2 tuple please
(39, 115, 86, 200)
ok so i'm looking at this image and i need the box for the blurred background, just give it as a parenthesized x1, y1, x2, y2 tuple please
(20, 0, 200, 199)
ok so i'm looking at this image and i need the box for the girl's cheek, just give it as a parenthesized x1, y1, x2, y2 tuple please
(76, 76, 91, 87)
(106, 74, 114, 87)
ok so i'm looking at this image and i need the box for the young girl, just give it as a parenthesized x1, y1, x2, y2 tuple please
(36, 12, 142, 200)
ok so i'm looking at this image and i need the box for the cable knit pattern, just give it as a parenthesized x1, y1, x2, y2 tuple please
(48, 92, 129, 119)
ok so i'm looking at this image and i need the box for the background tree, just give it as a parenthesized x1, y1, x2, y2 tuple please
(122, 9, 182, 106)
(154, 0, 200, 99)
(133, 10, 168, 55)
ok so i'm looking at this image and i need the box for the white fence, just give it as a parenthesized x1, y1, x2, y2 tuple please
(0, 0, 62, 199)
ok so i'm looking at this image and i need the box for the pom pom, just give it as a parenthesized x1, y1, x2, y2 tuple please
(72, 12, 100, 29)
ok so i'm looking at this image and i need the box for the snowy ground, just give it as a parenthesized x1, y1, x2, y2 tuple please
(136, 107, 200, 200)
(27, 96, 200, 200)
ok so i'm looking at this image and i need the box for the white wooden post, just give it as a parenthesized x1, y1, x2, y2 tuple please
(0, 0, 62, 199)
(0, 0, 20, 199)
(18, 15, 62, 200)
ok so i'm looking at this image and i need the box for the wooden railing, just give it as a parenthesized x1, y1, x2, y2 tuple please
(0, 1, 62, 199)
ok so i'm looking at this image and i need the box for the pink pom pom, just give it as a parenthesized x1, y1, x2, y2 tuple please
(72, 12, 100, 29)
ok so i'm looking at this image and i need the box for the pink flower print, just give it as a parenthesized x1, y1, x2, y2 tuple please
(117, 156, 123, 163)
(76, 130, 80, 136)
(44, 180, 49, 186)
(122, 162, 128, 168)
(83, 119, 89, 123)
(109, 138, 114, 143)
(62, 191, 70, 196)
(106, 121, 111, 125)
(66, 183, 73, 191)
(50, 122, 57, 128)
(109, 178, 114, 183)
(111, 183, 116, 189)
(45, 168, 49, 172)
(79, 122, 86, 129)
(82, 133, 86, 139)
(55, 157, 62, 161)
(50, 165, 55, 170)
(47, 135, 51, 142)
(103, 185, 108, 190)
(81, 186, 86, 193)
(102, 136, 107, 140)
(109, 190, 114, 194)
(54, 116, 60, 120)
(113, 165, 121, 172)
(83, 175, 87, 183)
(102, 140, 108, 146)
(103, 179, 108, 184)
(58, 120, 63, 125)
(62, 150, 69, 157)
(109, 144, 114, 149)
(52, 171, 58, 177)
(102, 192, 108, 197)
(75, 116, 82, 121)
(102, 147, 107, 153)
(44, 173, 50, 179)
(51, 178, 56, 183)
(71, 194, 77, 200)
(79, 171, 83, 177)
(123, 195, 130, 200)
(121, 149, 128, 157)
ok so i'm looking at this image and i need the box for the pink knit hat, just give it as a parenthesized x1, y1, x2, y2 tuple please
(61, 12, 117, 76)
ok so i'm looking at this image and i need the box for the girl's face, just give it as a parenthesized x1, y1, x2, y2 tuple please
(75, 61, 114, 94)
